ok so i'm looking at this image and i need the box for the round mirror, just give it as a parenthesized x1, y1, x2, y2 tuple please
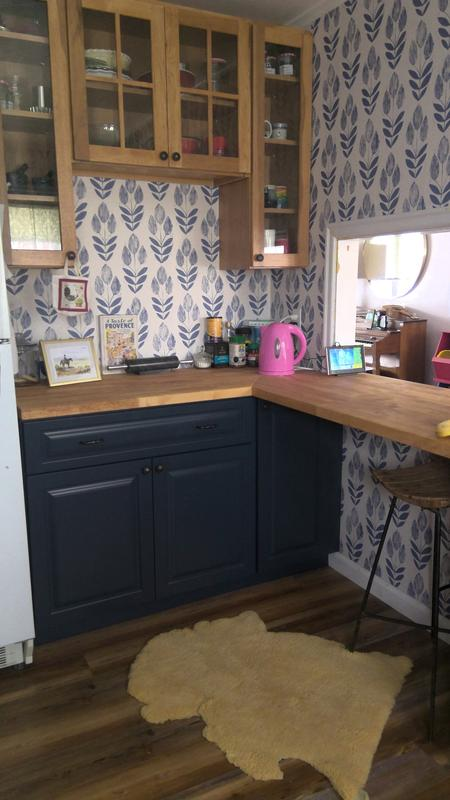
(360, 232, 429, 298)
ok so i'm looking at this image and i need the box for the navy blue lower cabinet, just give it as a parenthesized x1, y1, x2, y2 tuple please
(26, 459, 155, 642)
(153, 445, 256, 598)
(257, 400, 342, 578)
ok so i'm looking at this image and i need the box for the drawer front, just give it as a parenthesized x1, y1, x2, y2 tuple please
(22, 399, 255, 474)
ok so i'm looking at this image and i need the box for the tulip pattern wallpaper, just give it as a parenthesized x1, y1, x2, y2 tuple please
(6, 177, 284, 358)
(310, 0, 450, 618)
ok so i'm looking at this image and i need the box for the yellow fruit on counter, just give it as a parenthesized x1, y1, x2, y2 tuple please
(436, 419, 450, 437)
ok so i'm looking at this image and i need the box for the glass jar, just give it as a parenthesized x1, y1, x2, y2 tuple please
(264, 184, 277, 208)
(278, 52, 296, 76)
(229, 335, 246, 367)
(272, 122, 288, 140)
(246, 343, 259, 367)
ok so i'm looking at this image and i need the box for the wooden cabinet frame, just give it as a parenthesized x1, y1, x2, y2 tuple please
(1, 0, 76, 268)
(220, 25, 313, 269)
(67, 0, 168, 168)
(68, 0, 250, 177)
(164, 6, 251, 174)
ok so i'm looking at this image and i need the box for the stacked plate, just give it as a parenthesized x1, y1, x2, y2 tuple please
(85, 49, 132, 79)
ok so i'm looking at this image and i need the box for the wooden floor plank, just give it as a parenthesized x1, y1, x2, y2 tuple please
(0, 568, 449, 800)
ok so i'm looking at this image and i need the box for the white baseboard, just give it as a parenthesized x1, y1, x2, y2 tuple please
(329, 551, 450, 644)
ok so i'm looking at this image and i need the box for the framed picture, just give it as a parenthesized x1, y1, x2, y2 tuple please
(40, 338, 101, 387)
(99, 314, 137, 373)
(56, 277, 89, 313)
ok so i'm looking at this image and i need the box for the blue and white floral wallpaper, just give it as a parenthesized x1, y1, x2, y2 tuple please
(310, 0, 450, 619)
(7, 177, 282, 358)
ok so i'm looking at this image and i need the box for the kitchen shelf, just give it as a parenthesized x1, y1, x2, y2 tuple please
(8, 193, 58, 204)
(0, 30, 49, 63)
(85, 75, 153, 91)
(264, 208, 296, 214)
(0, 30, 49, 45)
(265, 74, 299, 84)
(180, 89, 239, 106)
(264, 138, 297, 146)
(2, 110, 54, 133)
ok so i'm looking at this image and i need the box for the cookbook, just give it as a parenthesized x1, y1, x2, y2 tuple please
(99, 315, 137, 373)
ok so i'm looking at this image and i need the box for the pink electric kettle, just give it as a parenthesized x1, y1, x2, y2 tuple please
(258, 322, 307, 376)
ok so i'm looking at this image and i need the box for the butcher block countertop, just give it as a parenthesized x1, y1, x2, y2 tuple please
(16, 368, 450, 457)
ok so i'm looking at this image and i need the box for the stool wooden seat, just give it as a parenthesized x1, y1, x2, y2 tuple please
(372, 461, 450, 509)
(350, 458, 450, 740)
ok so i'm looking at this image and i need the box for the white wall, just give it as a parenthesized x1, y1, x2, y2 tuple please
(335, 239, 360, 344)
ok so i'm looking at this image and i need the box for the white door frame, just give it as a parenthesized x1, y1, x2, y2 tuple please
(323, 208, 450, 347)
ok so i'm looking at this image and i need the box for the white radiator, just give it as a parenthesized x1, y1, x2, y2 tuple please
(0, 639, 34, 669)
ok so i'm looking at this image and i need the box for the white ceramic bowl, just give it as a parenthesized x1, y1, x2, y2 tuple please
(85, 49, 132, 72)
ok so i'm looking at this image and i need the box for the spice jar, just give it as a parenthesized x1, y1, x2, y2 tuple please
(264, 54, 277, 75)
(278, 52, 296, 76)
(229, 335, 246, 367)
(246, 343, 259, 368)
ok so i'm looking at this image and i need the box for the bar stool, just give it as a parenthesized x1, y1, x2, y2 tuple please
(349, 458, 450, 739)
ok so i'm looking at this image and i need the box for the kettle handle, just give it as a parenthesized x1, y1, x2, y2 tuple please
(287, 324, 307, 366)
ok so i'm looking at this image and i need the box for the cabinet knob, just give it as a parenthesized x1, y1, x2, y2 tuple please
(159, 150, 169, 161)
(255, 254, 264, 262)
(172, 152, 181, 162)
(66, 250, 76, 261)
(155, 464, 164, 473)
(142, 466, 152, 475)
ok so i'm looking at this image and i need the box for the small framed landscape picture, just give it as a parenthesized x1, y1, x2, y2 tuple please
(99, 314, 137, 373)
(40, 338, 101, 387)
(56, 277, 89, 313)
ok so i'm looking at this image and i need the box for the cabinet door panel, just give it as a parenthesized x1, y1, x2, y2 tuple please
(0, 0, 75, 268)
(165, 7, 250, 174)
(27, 460, 154, 641)
(257, 401, 342, 577)
(154, 445, 255, 598)
(68, 0, 168, 167)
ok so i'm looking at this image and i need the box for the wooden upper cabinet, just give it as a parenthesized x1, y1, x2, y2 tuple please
(220, 24, 313, 269)
(67, 0, 168, 167)
(164, 6, 250, 174)
(0, 0, 76, 268)
(67, 0, 251, 176)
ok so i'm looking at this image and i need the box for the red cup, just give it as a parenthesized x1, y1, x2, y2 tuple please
(213, 135, 226, 156)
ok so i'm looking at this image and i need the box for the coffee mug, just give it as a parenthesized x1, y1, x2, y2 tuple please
(213, 135, 226, 156)
(264, 120, 272, 138)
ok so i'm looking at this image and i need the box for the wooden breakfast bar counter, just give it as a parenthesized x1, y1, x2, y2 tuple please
(16, 368, 450, 457)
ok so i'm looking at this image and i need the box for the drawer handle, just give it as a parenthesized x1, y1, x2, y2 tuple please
(79, 438, 105, 447)
(195, 423, 218, 431)
(155, 464, 164, 473)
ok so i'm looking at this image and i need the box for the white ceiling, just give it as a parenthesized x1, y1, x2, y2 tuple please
(164, 0, 339, 27)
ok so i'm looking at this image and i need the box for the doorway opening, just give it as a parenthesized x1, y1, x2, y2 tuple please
(323, 209, 450, 384)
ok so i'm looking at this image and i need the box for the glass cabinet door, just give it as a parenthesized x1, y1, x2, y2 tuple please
(68, 0, 167, 167)
(165, 8, 250, 173)
(0, 0, 75, 267)
(252, 25, 312, 268)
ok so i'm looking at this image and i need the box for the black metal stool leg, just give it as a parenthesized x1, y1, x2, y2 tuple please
(429, 510, 442, 741)
(349, 495, 397, 652)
